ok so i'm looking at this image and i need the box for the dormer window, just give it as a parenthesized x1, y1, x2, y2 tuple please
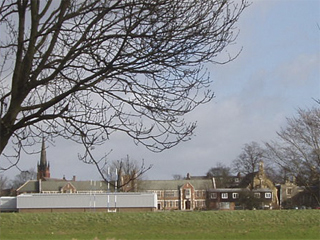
(61, 182, 76, 193)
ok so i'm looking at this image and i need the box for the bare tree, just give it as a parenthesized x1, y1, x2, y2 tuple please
(0, 174, 9, 190)
(0, 0, 248, 171)
(233, 142, 265, 176)
(265, 107, 320, 204)
(206, 162, 231, 187)
(101, 155, 150, 192)
(172, 174, 183, 180)
(238, 189, 263, 210)
(10, 168, 37, 189)
(207, 162, 231, 177)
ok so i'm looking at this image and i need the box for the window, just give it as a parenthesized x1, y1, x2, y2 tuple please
(156, 191, 163, 198)
(164, 190, 178, 198)
(196, 190, 205, 198)
(265, 193, 272, 199)
(185, 189, 191, 198)
(254, 193, 261, 198)
(286, 188, 292, 195)
(232, 193, 239, 199)
(196, 191, 200, 197)
(221, 193, 228, 199)
(210, 193, 217, 199)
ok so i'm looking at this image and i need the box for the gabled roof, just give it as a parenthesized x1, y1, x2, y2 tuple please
(43, 180, 109, 192)
(16, 180, 39, 193)
(17, 179, 111, 193)
(138, 179, 213, 191)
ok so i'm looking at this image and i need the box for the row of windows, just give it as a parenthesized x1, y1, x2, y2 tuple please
(210, 192, 272, 199)
(154, 190, 272, 200)
(195, 200, 206, 208)
(195, 190, 206, 198)
(162, 200, 179, 208)
(154, 189, 205, 198)
(160, 200, 206, 209)
(41, 190, 106, 194)
(185, 189, 206, 198)
(255, 192, 272, 199)
(155, 190, 179, 198)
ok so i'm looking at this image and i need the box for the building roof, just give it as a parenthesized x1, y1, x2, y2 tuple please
(138, 179, 213, 191)
(17, 179, 111, 193)
(208, 188, 272, 193)
(17, 180, 39, 193)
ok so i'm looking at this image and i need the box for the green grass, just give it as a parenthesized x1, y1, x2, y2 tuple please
(0, 210, 319, 240)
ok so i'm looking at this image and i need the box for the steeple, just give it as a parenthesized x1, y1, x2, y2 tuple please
(37, 138, 50, 180)
(40, 139, 47, 166)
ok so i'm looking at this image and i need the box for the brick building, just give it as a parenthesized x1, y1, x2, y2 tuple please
(139, 178, 212, 210)
(139, 162, 279, 210)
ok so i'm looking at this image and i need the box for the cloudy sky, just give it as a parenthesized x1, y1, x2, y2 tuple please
(3, 0, 320, 181)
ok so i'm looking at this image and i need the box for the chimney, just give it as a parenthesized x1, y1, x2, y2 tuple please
(186, 173, 191, 180)
(212, 177, 216, 189)
(72, 175, 76, 181)
(39, 179, 42, 193)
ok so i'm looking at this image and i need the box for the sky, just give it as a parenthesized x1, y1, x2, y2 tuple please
(2, 0, 320, 182)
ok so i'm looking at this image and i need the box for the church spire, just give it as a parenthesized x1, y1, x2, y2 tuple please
(37, 138, 50, 180)
(40, 138, 47, 166)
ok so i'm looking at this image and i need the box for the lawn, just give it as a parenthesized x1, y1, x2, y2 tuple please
(0, 210, 319, 240)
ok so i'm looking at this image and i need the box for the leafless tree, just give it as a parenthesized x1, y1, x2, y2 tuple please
(0, 0, 248, 171)
(172, 174, 183, 180)
(233, 141, 284, 184)
(207, 162, 231, 177)
(206, 162, 231, 187)
(233, 141, 266, 176)
(0, 174, 9, 190)
(102, 155, 150, 192)
(10, 168, 37, 189)
(265, 107, 320, 204)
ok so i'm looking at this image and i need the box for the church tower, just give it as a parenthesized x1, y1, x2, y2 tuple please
(37, 139, 50, 180)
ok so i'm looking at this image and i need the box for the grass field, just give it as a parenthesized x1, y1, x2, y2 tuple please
(0, 210, 319, 240)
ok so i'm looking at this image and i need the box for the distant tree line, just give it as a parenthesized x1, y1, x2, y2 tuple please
(0, 168, 36, 191)
(205, 106, 319, 205)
